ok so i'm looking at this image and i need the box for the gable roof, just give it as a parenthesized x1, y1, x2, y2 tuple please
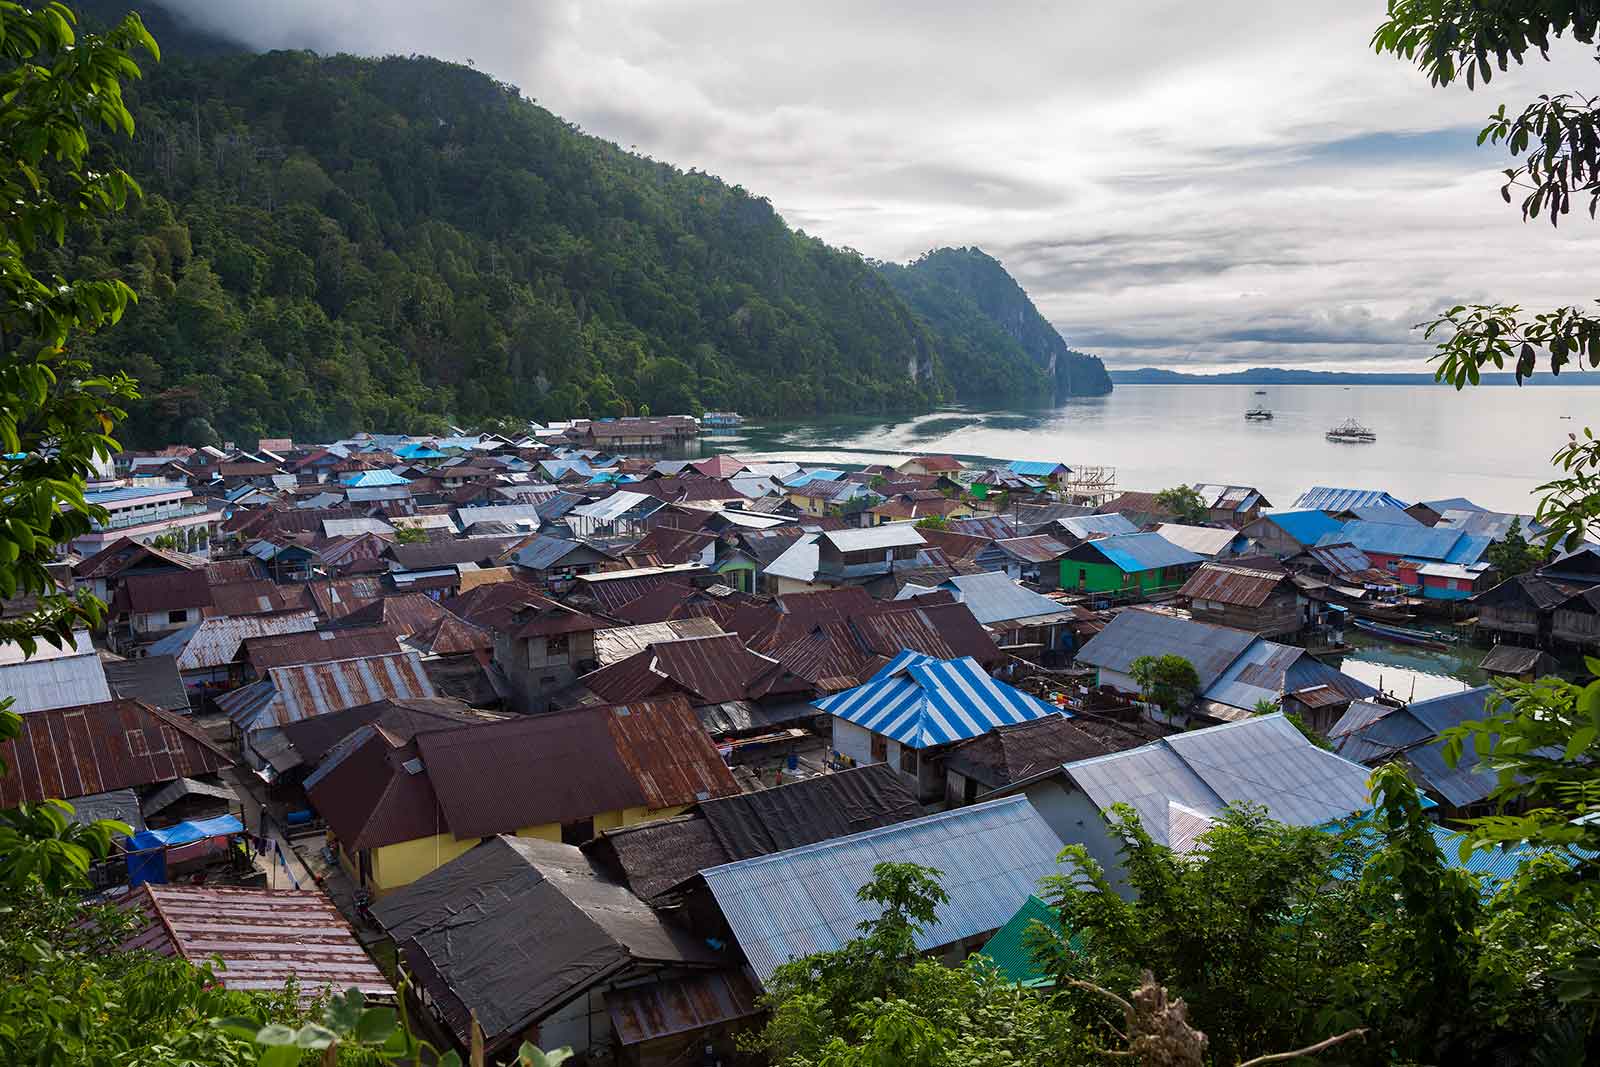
(1153, 523, 1241, 558)
(116, 570, 213, 614)
(580, 633, 795, 705)
(373, 836, 719, 1050)
(148, 611, 319, 671)
(1062, 713, 1375, 846)
(1293, 486, 1410, 512)
(240, 626, 400, 672)
(703, 795, 1062, 986)
(1070, 532, 1204, 572)
(1178, 561, 1289, 607)
(913, 570, 1065, 625)
(218, 652, 438, 731)
(1074, 609, 1256, 690)
(815, 651, 1061, 749)
(0, 630, 112, 713)
(102, 654, 190, 712)
(942, 715, 1171, 790)
(1256, 509, 1345, 545)
(1327, 687, 1512, 806)
(0, 699, 232, 806)
(1319, 520, 1490, 565)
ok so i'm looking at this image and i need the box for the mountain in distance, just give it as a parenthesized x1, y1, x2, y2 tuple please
(1111, 366, 1600, 386)
(66, 1, 1110, 446)
(879, 248, 1112, 403)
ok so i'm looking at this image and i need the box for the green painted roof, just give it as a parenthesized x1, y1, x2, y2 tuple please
(974, 894, 1060, 987)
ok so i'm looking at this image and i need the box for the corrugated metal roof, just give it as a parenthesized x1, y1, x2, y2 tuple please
(222, 652, 437, 731)
(454, 503, 542, 530)
(1082, 532, 1204, 573)
(821, 524, 925, 552)
(919, 571, 1064, 626)
(1303, 541, 1373, 577)
(593, 618, 727, 665)
(114, 884, 390, 1001)
(762, 533, 820, 583)
(242, 626, 400, 671)
(582, 633, 791, 705)
(1178, 561, 1286, 607)
(1064, 714, 1375, 844)
(815, 651, 1062, 749)
(1293, 486, 1410, 512)
(702, 795, 1063, 987)
(118, 570, 213, 613)
(571, 490, 654, 523)
(1154, 524, 1241, 558)
(102, 654, 190, 712)
(607, 972, 761, 1045)
(0, 630, 111, 713)
(149, 611, 318, 671)
(976, 894, 1059, 986)
(1317, 520, 1489, 565)
(0, 699, 231, 805)
(1255, 509, 1343, 547)
(1054, 513, 1139, 540)
(990, 535, 1070, 564)
(1192, 484, 1266, 511)
(1007, 460, 1069, 477)
(1074, 608, 1256, 690)
(321, 517, 396, 538)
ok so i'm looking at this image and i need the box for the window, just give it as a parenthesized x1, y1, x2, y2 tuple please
(1077, 568, 1087, 590)
(899, 746, 917, 776)
(126, 729, 148, 757)
(561, 817, 596, 845)
(546, 633, 570, 658)
(871, 733, 888, 762)
(167, 609, 187, 624)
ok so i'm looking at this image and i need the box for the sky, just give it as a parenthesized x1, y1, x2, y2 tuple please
(162, 1, 1597, 372)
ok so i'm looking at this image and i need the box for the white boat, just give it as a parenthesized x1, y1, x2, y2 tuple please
(1326, 417, 1376, 443)
(1244, 407, 1273, 421)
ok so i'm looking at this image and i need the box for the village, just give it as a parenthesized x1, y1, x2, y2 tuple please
(5, 411, 1593, 1065)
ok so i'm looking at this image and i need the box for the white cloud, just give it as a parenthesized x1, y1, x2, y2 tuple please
(159, 0, 1598, 370)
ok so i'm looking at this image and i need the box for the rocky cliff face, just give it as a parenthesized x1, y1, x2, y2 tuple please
(887, 247, 1113, 401)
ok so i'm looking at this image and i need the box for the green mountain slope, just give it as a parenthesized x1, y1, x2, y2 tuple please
(882, 248, 1111, 402)
(65, 4, 1104, 444)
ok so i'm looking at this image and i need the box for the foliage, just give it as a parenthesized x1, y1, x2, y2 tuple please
(392, 524, 430, 544)
(1374, 0, 1600, 548)
(1153, 485, 1208, 525)
(914, 514, 949, 530)
(1485, 516, 1549, 577)
(1127, 653, 1199, 715)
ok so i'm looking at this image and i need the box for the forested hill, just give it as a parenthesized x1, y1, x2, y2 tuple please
(880, 248, 1111, 402)
(62, 4, 1108, 446)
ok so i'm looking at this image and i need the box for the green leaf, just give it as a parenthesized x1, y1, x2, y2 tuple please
(354, 1006, 396, 1044)
(254, 1023, 297, 1046)
(1564, 726, 1596, 761)
(257, 1045, 301, 1067)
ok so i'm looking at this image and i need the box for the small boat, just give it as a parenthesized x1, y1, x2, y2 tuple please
(1352, 617, 1457, 649)
(1244, 407, 1273, 421)
(1253, 389, 1267, 395)
(1326, 417, 1376, 443)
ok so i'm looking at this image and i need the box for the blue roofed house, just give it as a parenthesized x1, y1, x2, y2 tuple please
(1072, 607, 1375, 729)
(1191, 484, 1271, 528)
(1058, 532, 1204, 596)
(1237, 509, 1346, 558)
(1316, 520, 1493, 598)
(700, 795, 1065, 986)
(1293, 486, 1411, 516)
(816, 651, 1064, 800)
(341, 469, 410, 489)
(991, 713, 1379, 895)
(1007, 459, 1072, 482)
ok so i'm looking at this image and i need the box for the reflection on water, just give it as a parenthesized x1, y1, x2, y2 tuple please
(1331, 631, 1488, 702)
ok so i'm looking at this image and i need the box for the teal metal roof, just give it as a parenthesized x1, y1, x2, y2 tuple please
(975, 895, 1061, 987)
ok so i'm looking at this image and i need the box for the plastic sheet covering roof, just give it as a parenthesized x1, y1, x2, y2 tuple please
(607, 972, 761, 1045)
(815, 651, 1062, 749)
(373, 836, 720, 1048)
(1074, 609, 1256, 690)
(1178, 561, 1286, 607)
(593, 618, 726, 665)
(1292, 486, 1410, 512)
(126, 813, 244, 849)
(1063, 714, 1376, 846)
(0, 699, 231, 806)
(218, 651, 437, 732)
(1154, 524, 1241, 559)
(913, 570, 1065, 626)
(113, 884, 391, 1002)
(0, 630, 112, 713)
(1081, 532, 1204, 573)
(1317, 521, 1491, 565)
(148, 611, 318, 671)
(703, 795, 1063, 986)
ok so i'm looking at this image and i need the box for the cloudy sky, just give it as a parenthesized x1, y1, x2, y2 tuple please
(163, 0, 1595, 371)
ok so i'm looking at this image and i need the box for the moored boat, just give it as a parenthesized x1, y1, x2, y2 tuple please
(1244, 407, 1273, 420)
(1351, 617, 1457, 649)
(1326, 416, 1376, 443)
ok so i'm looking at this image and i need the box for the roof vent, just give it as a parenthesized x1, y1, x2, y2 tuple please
(401, 758, 424, 775)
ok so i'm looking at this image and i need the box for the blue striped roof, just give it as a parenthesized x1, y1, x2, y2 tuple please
(815, 651, 1063, 748)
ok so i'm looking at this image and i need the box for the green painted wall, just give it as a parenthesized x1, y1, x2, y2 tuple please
(716, 559, 756, 592)
(1059, 559, 1189, 595)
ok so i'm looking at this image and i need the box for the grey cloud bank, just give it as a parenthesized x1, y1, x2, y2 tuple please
(161, 0, 1595, 372)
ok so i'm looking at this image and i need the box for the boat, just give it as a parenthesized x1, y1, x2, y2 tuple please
(1253, 389, 1267, 395)
(1351, 617, 1457, 649)
(1244, 407, 1273, 421)
(1326, 417, 1376, 443)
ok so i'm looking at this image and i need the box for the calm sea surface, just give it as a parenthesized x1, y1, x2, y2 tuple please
(715, 384, 1596, 514)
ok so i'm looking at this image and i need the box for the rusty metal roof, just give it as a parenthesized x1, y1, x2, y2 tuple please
(331, 593, 448, 638)
(0, 699, 232, 806)
(404, 613, 493, 657)
(306, 576, 388, 620)
(112, 884, 391, 1002)
(116, 570, 213, 614)
(1177, 562, 1288, 608)
(221, 652, 438, 731)
(989, 535, 1070, 564)
(607, 972, 760, 1046)
(240, 626, 399, 671)
(593, 618, 726, 665)
(149, 611, 318, 671)
(208, 580, 314, 617)
(581, 633, 793, 705)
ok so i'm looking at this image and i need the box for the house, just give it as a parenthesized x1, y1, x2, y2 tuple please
(505, 533, 616, 587)
(71, 482, 221, 557)
(940, 714, 1173, 807)
(1407, 497, 1486, 526)
(146, 610, 320, 695)
(1478, 645, 1562, 681)
(253, 696, 508, 787)
(815, 524, 926, 581)
(896, 454, 964, 477)
(112, 570, 214, 642)
(492, 595, 605, 712)
(1292, 486, 1410, 516)
(1037, 512, 1140, 546)
(785, 477, 878, 516)
(110, 885, 391, 1003)
(899, 570, 1073, 653)
(975, 535, 1070, 584)
(1327, 687, 1514, 815)
(1434, 509, 1546, 542)
(1007, 459, 1072, 482)
(373, 836, 747, 1061)
(1237, 510, 1345, 557)
(1153, 523, 1249, 560)
(992, 714, 1376, 892)
(815, 651, 1063, 800)
(1073, 608, 1374, 727)
(238, 626, 401, 679)
(575, 632, 811, 709)
(1539, 543, 1600, 587)
(581, 764, 922, 902)
(1058, 532, 1203, 596)
(701, 795, 1062, 987)
(307, 696, 738, 895)
(576, 415, 699, 449)
(0, 630, 112, 713)
(1177, 559, 1301, 636)
(1317, 520, 1492, 594)
(1551, 586, 1600, 652)
(1191, 484, 1271, 527)
(72, 536, 199, 606)
(867, 493, 973, 525)
(102, 654, 191, 713)
(1471, 573, 1579, 647)
(1093, 491, 1177, 528)
(566, 490, 666, 538)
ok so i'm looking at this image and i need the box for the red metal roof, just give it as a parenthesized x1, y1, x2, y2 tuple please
(1178, 562, 1289, 607)
(113, 885, 391, 1002)
(0, 699, 231, 806)
(241, 626, 399, 671)
(116, 570, 213, 614)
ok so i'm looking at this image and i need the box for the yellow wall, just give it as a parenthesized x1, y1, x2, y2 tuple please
(359, 805, 691, 895)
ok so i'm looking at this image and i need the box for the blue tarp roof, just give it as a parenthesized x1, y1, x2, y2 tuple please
(1260, 509, 1345, 545)
(1293, 486, 1410, 512)
(815, 651, 1063, 749)
(126, 814, 243, 850)
(340, 469, 409, 488)
(1318, 520, 1490, 565)
(783, 469, 844, 487)
(1007, 460, 1068, 476)
(395, 443, 447, 459)
(1084, 532, 1204, 573)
